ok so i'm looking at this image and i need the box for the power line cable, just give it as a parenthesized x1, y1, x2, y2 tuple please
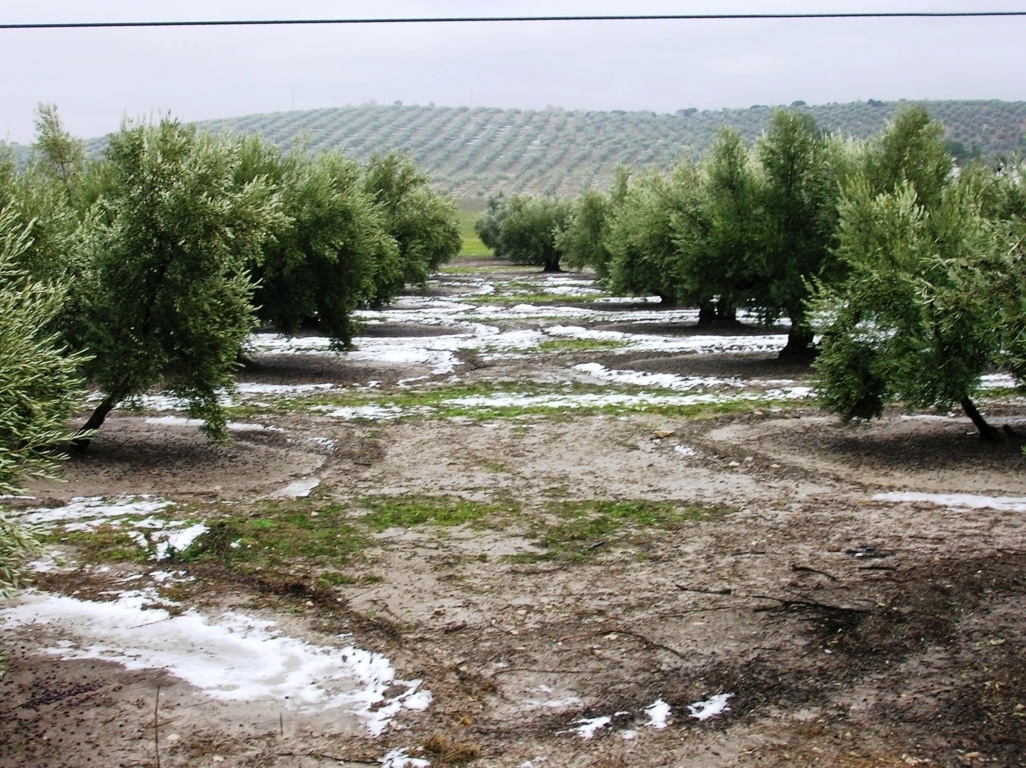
(2, 11, 1026, 31)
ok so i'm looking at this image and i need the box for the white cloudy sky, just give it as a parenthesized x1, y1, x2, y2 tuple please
(1, 0, 1023, 143)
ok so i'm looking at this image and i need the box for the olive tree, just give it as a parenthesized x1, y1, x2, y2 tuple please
(72, 118, 281, 445)
(0, 210, 86, 595)
(557, 168, 632, 277)
(238, 138, 397, 347)
(362, 151, 461, 301)
(473, 193, 509, 258)
(754, 109, 842, 359)
(688, 128, 762, 323)
(556, 188, 614, 277)
(495, 194, 571, 272)
(812, 174, 1009, 439)
(604, 169, 690, 303)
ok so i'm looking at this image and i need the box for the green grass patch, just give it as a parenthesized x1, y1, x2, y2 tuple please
(315, 571, 382, 588)
(41, 524, 145, 563)
(639, 396, 811, 420)
(536, 338, 629, 354)
(516, 500, 732, 562)
(178, 502, 369, 570)
(457, 208, 491, 256)
(357, 494, 518, 532)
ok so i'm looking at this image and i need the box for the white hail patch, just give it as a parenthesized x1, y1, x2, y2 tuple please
(0, 589, 430, 736)
(872, 492, 1026, 512)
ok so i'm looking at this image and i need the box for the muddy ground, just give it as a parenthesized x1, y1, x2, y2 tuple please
(3, 264, 1026, 768)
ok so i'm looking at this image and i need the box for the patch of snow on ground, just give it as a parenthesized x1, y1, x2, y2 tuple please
(572, 715, 613, 739)
(145, 416, 273, 431)
(250, 334, 336, 354)
(539, 284, 604, 297)
(311, 404, 406, 421)
(380, 748, 430, 768)
(980, 373, 1018, 389)
(131, 523, 208, 560)
(17, 495, 175, 529)
(688, 693, 733, 721)
(236, 382, 335, 396)
(872, 492, 1026, 512)
(15, 496, 214, 561)
(28, 553, 64, 573)
(0, 591, 429, 734)
(575, 362, 746, 391)
(645, 698, 672, 729)
(247, 303, 793, 374)
(304, 436, 337, 451)
(443, 388, 809, 413)
(273, 478, 320, 499)
(149, 570, 191, 584)
(345, 342, 460, 374)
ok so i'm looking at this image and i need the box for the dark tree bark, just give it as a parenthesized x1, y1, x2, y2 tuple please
(697, 302, 717, 325)
(541, 252, 563, 272)
(716, 302, 738, 323)
(778, 325, 817, 361)
(72, 395, 117, 452)
(961, 397, 1002, 442)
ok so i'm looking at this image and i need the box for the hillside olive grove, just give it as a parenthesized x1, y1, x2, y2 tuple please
(167, 100, 1026, 198)
(6, 99, 1024, 200)
(478, 106, 1026, 439)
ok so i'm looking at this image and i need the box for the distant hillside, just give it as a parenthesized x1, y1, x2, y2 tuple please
(15, 100, 1026, 200)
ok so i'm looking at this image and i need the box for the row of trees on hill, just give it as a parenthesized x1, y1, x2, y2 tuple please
(1, 105, 460, 474)
(477, 106, 1026, 440)
(164, 100, 1026, 198)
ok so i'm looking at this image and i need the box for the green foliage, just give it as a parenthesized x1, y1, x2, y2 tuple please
(693, 127, 762, 320)
(362, 150, 462, 296)
(31, 103, 86, 202)
(864, 105, 954, 209)
(813, 173, 1006, 435)
(0, 512, 42, 598)
(557, 189, 614, 277)
(0, 208, 84, 598)
(0, 145, 81, 291)
(811, 105, 1015, 437)
(73, 118, 281, 440)
(0, 209, 86, 495)
(495, 194, 571, 272)
(239, 137, 393, 346)
(754, 109, 842, 356)
(473, 193, 508, 256)
(605, 167, 697, 303)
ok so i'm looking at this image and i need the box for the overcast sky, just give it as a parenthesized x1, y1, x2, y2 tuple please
(1, 0, 1024, 144)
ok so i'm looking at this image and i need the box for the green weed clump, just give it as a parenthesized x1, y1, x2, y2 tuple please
(358, 494, 517, 531)
(179, 502, 368, 571)
(519, 499, 731, 562)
